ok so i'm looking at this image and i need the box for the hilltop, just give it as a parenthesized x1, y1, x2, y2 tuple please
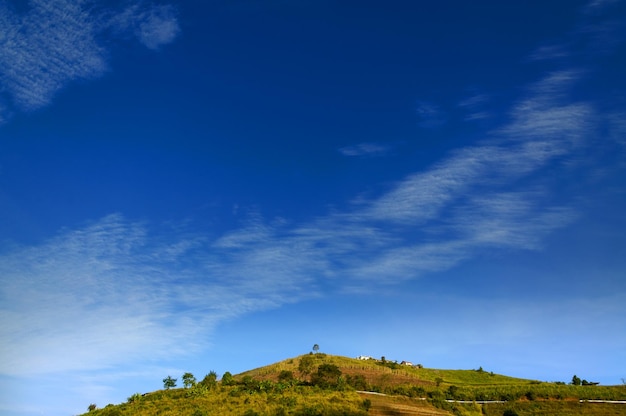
(82, 353, 626, 416)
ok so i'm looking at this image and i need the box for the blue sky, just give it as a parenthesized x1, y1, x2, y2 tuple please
(1, 0, 626, 414)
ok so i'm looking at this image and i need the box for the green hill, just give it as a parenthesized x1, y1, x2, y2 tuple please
(82, 354, 626, 416)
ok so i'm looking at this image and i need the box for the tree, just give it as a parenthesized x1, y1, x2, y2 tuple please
(163, 375, 177, 390)
(87, 404, 97, 412)
(310, 363, 342, 388)
(312, 344, 320, 354)
(182, 372, 197, 388)
(571, 375, 581, 386)
(221, 371, 234, 386)
(200, 371, 218, 389)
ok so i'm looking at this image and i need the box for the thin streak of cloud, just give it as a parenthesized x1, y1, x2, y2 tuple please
(528, 43, 571, 61)
(459, 94, 487, 107)
(584, 0, 622, 13)
(338, 142, 390, 157)
(415, 100, 446, 128)
(458, 93, 492, 121)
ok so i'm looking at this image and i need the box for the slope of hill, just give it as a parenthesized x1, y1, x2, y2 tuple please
(81, 353, 626, 416)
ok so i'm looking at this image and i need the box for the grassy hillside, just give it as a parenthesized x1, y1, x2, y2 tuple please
(82, 353, 626, 416)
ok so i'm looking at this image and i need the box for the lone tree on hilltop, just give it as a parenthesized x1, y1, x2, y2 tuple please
(163, 375, 177, 390)
(571, 375, 581, 386)
(313, 344, 320, 354)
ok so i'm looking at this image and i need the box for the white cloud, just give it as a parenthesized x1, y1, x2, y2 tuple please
(0, 0, 107, 112)
(585, 0, 621, 12)
(135, 5, 180, 50)
(0, 0, 179, 120)
(109, 3, 180, 50)
(528, 43, 571, 61)
(338, 142, 390, 157)
(0, 214, 319, 377)
(415, 100, 446, 128)
(458, 93, 492, 121)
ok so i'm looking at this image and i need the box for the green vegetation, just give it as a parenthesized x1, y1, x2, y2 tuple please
(84, 384, 369, 416)
(183, 372, 197, 388)
(163, 375, 177, 390)
(81, 354, 626, 416)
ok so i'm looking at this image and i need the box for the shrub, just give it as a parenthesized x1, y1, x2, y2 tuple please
(127, 393, 142, 403)
(186, 383, 209, 397)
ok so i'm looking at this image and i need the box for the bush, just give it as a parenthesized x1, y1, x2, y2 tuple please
(186, 383, 209, 397)
(310, 364, 342, 388)
(127, 393, 142, 403)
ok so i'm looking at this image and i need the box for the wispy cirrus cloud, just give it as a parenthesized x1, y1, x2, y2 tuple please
(0, 214, 310, 377)
(0, 0, 106, 112)
(458, 93, 491, 121)
(107, 3, 180, 50)
(529, 0, 626, 62)
(415, 100, 446, 128)
(0, 0, 179, 122)
(338, 142, 390, 157)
